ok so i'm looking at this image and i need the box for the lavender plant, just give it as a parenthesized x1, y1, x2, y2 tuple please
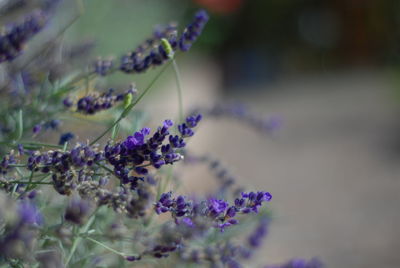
(0, 2, 322, 268)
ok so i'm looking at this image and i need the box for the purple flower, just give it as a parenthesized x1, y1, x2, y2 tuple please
(186, 114, 202, 128)
(218, 218, 239, 232)
(248, 218, 269, 248)
(59, 132, 75, 145)
(265, 258, 323, 268)
(63, 97, 73, 108)
(17, 201, 42, 225)
(225, 206, 236, 218)
(135, 166, 148, 175)
(180, 217, 195, 227)
(73, 88, 134, 115)
(163, 119, 174, 128)
(208, 198, 228, 218)
(111, 11, 208, 75)
(64, 197, 92, 225)
(17, 144, 24, 155)
(44, 119, 61, 130)
(105, 116, 201, 186)
(32, 124, 42, 134)
(0, 10, 49, 63)
(237, 191, 272, 213)
(125, 255, 141, 262)
(94, 58, 114, 76)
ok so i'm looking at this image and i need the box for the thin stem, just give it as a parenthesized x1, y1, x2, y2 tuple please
(62, 142, 69, 152)
(16, 110, 23, 141)
(21, 141, 63, 149)
(89, 62, 171, 146)
(1, 181, 52, 185)
(111, 123, 119, 141)
(0, 141, 63, 149)
(84, 237, 126, 257)
(172, 59, 184, 122)
(95, 163, 113, 174)
(65, 211, 97, 267)
(22, 170, 35, 194)
(75, 0, 85, 15)
(9, 164, 27, 167)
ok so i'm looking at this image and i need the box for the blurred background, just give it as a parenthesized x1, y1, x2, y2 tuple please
(71, 1, 400, 267)
(8, 0, 400, 267)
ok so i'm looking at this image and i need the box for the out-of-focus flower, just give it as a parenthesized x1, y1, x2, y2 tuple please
(190, 103, 282, 135)
(265, 258, 324, 268)
(0, 198, 42, 260)
(58, 132, 75, 145)
(64, 196, 92, 225)
(0, 10, 48, 63)
(97, 10, 209, 76)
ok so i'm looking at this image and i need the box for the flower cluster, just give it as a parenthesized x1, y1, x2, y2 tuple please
(0, 5, 323, 268)
(118, 23, 178, 74)
(0, 0, 60, 65)
(0, 195, 42, 261)
(95, 10, 209, 76)
(179, 9, 209, 51)
(155, 190, 272, 231)
(27, 144, 103, 194)
(75, 175, 154, 218)
(0, 151, 16, 176)
(105, 115, 201, 188)
(63, 87, 137, 115)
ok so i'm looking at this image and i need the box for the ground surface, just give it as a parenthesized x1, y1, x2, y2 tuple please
(178, 67, 400, 268)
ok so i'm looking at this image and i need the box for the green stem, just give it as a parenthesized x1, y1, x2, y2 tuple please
(16, 110, 23, 141)
(84, 237, 126, 257)
(89, 62, 171, 146)
(1, 181, 52, 185)
(172, 59, 184, 122)
(111, 123, 120, 141)
(22, 170, 35, 194)
(9, 164, 27, 167)
(0, 141, 63, 149)
(65, 212, 97, 267)
(19, 141, 63, 149)
(95, 163, 113, 174)
(75, 0, 85, 15)
(62, 142, 69, 152)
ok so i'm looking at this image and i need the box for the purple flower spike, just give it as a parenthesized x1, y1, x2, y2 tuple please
(179, 10, 209, 52)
